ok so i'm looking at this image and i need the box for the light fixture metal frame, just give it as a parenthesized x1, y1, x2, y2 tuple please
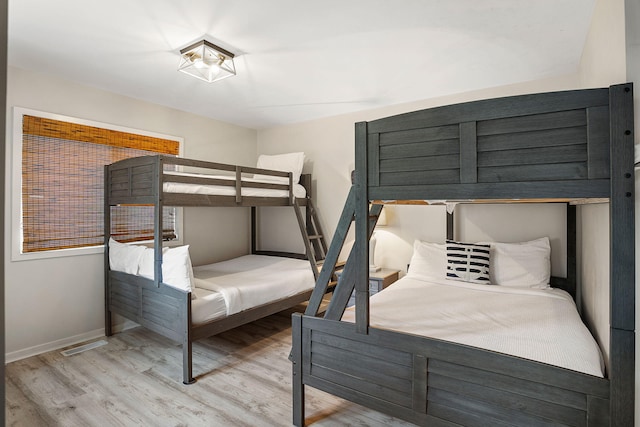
(178, 39, 236, 83)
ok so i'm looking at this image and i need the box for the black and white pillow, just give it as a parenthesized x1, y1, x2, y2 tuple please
(446, 240, 491, 284)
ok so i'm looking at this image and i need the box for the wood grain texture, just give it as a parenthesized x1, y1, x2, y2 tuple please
(6, 305, 413, 427)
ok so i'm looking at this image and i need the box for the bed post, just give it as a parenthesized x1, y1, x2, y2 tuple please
(182, 294, 195, 384)
(153, 156, 164, 287)
(291, 313, 305, 426)
(354, 121, 370, 334)
(446, 210, 454, 240)
(608, 82, 635, 426)
(251, 206, 257, 254)
(104, 164, 113, 336)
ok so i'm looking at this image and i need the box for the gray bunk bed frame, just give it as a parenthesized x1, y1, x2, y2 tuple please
(292, 83, 635, 426)
(104, 154, 326, 384)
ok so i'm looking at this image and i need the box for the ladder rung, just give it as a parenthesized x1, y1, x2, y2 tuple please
(308, 234, 323, 239)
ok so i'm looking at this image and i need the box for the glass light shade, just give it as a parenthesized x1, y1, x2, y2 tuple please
(178, 40, 236, 83)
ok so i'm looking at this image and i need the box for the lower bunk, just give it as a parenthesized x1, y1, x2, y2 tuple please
(106, 253, 315, 384)
(292, 236, 610, 426)
(291, 314, 610, 427)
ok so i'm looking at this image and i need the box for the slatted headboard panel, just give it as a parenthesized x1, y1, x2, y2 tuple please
(362, 88, 612, 202)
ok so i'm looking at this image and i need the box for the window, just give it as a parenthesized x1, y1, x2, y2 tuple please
(13, 108, 182, 258)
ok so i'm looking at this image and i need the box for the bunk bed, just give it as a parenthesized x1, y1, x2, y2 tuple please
(292, 83, 635, 426)
(104, 154, 328, 384)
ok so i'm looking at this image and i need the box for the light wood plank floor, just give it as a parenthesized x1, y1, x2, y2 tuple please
(6, 305, 415, 426)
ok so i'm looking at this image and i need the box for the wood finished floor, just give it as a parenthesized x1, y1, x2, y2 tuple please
(6, 305, 414, 426)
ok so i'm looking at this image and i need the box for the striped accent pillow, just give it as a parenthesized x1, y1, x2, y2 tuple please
(446, 240, 491, 284)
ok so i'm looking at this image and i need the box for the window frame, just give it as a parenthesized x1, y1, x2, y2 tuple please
(11, 107, 184, 261)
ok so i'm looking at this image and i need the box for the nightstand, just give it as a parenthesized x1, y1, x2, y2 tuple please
(336, 268, 400, 307)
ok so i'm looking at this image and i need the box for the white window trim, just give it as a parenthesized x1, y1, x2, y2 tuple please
(11, 106, 185, 261)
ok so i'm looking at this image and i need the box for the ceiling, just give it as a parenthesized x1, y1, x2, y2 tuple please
(8, 0, 596, 130)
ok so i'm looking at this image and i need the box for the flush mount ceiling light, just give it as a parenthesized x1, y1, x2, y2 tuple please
(178, 40, 236, 83)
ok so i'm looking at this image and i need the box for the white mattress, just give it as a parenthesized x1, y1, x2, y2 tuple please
(163, 172, 307, 198)
(342, 275, 605, 377)
(191, 255, 315, 325)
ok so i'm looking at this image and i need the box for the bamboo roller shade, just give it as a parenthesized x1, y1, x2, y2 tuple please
(21, 114, 178, 253)
(23, 115, 180, 155)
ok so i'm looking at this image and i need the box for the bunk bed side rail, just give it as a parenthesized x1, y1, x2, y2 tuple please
(105, 154, 304, 207)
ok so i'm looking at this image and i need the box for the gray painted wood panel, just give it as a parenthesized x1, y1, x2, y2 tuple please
(370, 179, 611, 201)
(367, 88, 608, 134)
(477, 126, 587, 152)
(428, 388, 568, 427)
(429, 359, 586, 410)
(428, 402, 515, 427)
(381, 139, 461, 158)
(478, 144, 587, 168)
(380, 154, 460, 173)
(379, 124, 459, 145)
(380, 169, 461, 186)
(476, 109, 586, 136)
(478, 162, 587, 182)
(586, 105, 610, 179)
(429, 374, 586, 426)
(459, 122, 477, 184)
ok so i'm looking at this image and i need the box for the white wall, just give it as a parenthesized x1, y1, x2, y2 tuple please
(257, 74, 579, 275)
(5, 66, 257, 360)
(257, 72, 583, 281)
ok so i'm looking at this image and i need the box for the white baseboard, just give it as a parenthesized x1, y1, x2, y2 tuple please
(5, 319, 139, 364)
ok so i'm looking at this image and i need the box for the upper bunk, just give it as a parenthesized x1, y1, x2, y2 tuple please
(352, 82, 634, 334)
(104, 154, 309, 208)
(358, 84, 634, 204)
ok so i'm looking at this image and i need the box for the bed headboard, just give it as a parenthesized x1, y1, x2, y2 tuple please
(360, 86, 625, 202)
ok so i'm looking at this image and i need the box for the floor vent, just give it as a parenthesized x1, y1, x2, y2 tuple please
(60, 339, 108, 357)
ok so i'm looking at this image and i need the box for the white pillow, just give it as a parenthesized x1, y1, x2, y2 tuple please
(479, 237, 551, 289)
(255, 152, 305, 184)
(138, 245, 196, 297)
(407, 240, 447, 283)
(108, 238, 146, 275)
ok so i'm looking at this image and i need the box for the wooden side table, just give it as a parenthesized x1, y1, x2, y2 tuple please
(336, 268, 399, 307)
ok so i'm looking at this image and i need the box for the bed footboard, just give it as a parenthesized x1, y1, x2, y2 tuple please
(106, 270, 194, 384)
(292, 313, 610, 427)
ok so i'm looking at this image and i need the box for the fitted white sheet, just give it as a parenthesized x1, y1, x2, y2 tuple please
(163, 172, 307, 198)
(342, 275, 605, 377)
(191, 255, 315, 324)
(191, 287, 227, 325)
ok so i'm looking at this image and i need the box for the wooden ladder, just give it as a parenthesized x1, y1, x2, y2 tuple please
(293, 197, 331, 281)
(301, 187, 383, 319)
